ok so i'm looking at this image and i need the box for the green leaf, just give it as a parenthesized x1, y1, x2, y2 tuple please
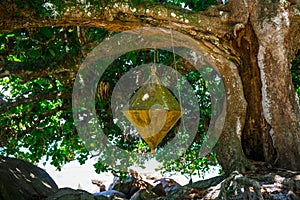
(49, 49, 56, 56)
(6, 33, 15, 37)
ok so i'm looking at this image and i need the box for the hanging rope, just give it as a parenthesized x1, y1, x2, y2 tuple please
(168, 12, 183, 107)
(168, 10, 186, 134)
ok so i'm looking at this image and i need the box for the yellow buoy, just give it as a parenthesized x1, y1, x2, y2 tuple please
(122, 67, 183, 153)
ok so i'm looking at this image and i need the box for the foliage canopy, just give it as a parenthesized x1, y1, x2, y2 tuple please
(0, 23, 219, 177)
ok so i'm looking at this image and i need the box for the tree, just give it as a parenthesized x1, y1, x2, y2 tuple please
(1, 0, 300, 192)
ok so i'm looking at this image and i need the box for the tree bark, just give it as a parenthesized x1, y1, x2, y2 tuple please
(250, 0, 300, 170)
(233, 23, 276, 164)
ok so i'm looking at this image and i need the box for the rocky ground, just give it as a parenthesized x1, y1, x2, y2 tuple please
(1, 156, 300, 199)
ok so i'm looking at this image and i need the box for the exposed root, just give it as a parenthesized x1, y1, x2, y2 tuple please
(158, 175, 226, 199)
(217, 171, 263, 199)
(160, 169, 300, 200)
(216, 170, 300, 200)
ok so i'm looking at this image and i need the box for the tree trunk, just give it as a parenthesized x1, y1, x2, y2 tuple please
(250, 0, 300, 170)
(233, 23, 277, 164)
(211, 0, 300, 172)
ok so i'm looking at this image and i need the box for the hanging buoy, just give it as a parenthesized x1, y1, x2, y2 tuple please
(122, 67, 183, 154)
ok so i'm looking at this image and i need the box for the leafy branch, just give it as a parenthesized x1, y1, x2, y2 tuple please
(0, 88, 72, 114)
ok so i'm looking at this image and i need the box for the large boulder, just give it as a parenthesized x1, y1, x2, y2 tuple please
(109, 177, 153, 198)
(93, 190, 127, 200)
(129, 189, 158, 200)
(151, 183, 166, 196)
(153, 178, 181, 195)
(0, 156, 58, 200)
(46, 188, 95, 200)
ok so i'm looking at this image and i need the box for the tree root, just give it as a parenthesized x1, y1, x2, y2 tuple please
(217, 171, 263, 199)
(216, 170, 300, 200)
(157, 175, 226, 199)
(159, 169, 300, 199)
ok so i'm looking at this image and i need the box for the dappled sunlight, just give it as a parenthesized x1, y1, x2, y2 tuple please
(291, 49, 300, 103)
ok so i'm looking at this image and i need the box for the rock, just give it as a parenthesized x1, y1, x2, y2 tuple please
(130, 189, 158, 200)
(0, 156, 58, 200)
(294, 174, 300, 189)
(128, 169, 142, 179)
(154, 178, 181, 195)
(108, 176, 120, 190)
(151, 183, 166, 196)
(110, 177, 153, 198)
(93, 190, 127, 200)
(93, 196, 109, 200)
(46, 188, 95, 200)
(183, 188, 207, 199)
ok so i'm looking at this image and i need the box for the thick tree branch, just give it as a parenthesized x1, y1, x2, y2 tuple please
(0, 58, 80, 86)
(0, 1, 230, 37)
